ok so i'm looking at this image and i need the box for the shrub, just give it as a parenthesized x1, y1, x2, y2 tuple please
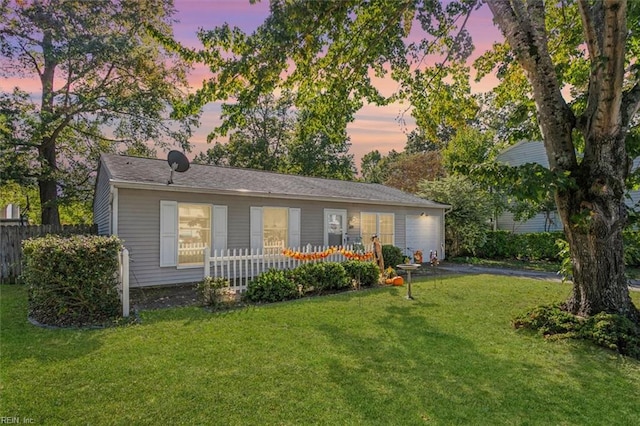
(513, 304, 640, 359)
(382, 245, 404, 269)
(512, 304, 581, 336)
(521, 232, 564, 260)
(580, 313, 640, 358)
(245, 269, 299, 303)
(342, 260, 380, 287)
(23, 235, 122, 327)
(197, 276, 235, 309)
(292, 262, 350, 293)
(479, 231, 565, 261)
(479, 230, 640, 268)
(477, 230, 518, 259)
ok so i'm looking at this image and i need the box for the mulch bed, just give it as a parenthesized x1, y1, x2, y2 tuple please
(130, 283, 199, 310)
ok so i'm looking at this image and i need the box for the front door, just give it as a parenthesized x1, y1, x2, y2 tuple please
(324, 209, 347, 246)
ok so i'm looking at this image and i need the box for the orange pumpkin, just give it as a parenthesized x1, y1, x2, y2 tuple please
(392, 276, 404, 286)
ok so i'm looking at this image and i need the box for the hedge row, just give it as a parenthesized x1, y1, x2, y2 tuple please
(245, 260, 380, 303)
(477, 231, 565, 261)
(476, 230, 640, 267)
(22, 235, 123, 327)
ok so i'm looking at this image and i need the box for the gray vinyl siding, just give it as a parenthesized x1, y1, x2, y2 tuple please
(93, 162, 112, 235)
(116, 187, 444, 287)
(497, 140, 549, 167)
(496, 211, 563, 234)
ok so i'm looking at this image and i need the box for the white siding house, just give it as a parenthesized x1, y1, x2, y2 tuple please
(94, 154, 450, 287)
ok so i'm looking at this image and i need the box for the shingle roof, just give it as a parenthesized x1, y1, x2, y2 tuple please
(100, 154, 448, 209)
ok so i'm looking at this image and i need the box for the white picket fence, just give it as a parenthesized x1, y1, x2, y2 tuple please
(114, 244, 372, 315)
(203, 244, 372, 292)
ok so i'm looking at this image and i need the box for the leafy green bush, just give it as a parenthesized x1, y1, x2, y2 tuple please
(245, 269, 299, 303)
(342, 260, 380, 287)
(479, 230, 640, 268)
(418, 175, 493, 257)
(580, 313, 640, 358)
(197, 276, 235, 309)
(477, 230, 519, 259)
(479, 231, 565, 261)
(292, 262, 350, 293)
(513, 304, 640, 359)
(23, 235, 122, 327)
(512, 304, 581, 336)
(382, 245, 404, 269)
(521, 232, 564, 260)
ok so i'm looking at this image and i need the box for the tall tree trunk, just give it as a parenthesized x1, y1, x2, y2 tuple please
(487, 0, 639, 321)
(38, 29, 61, 226)
(38, 139, 60, 226)
(555, 138, 637, 320)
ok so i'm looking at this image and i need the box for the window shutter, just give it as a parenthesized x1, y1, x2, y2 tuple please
(212, 205, 227, 251)
(160, 200, 178, 267)
(250, 206, 263, 250)
(288, 208, 301, 248)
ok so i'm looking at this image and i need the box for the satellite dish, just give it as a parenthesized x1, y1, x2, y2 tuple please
(167, 150, 190, 184)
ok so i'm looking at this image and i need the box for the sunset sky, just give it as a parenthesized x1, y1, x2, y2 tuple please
(171, 0, 505, 166)
(2, 1, 505, 167)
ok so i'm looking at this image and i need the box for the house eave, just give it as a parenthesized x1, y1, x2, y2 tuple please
(109, 179, 449, 210)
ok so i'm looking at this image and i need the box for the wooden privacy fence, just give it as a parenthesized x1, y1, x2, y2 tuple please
(0, 224, 97, 283)
(203, 244, 373, 292)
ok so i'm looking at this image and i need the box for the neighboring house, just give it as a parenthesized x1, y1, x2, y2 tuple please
(94, 154, 449, 287)
(495, 141, 640, 233)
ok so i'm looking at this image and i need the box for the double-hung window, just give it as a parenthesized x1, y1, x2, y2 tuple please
(361, 212, 395, 245)
(251, 206, 300, 252)
(178, 204, 211, 266)
(160, 201, 227, 267)
(263, 207, 288, 252)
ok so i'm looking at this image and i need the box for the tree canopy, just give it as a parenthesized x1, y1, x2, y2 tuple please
(193, 92, 355, 179)
(0, 0, 196, 225)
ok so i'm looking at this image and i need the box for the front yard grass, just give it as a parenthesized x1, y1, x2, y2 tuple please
(1, 275, 639, 425)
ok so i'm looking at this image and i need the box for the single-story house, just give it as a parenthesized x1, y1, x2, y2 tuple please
(495, 140, 640, 233)
(94, 154, 450, 288)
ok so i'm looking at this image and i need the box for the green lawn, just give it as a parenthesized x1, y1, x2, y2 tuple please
(1, 276, 639, 425)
